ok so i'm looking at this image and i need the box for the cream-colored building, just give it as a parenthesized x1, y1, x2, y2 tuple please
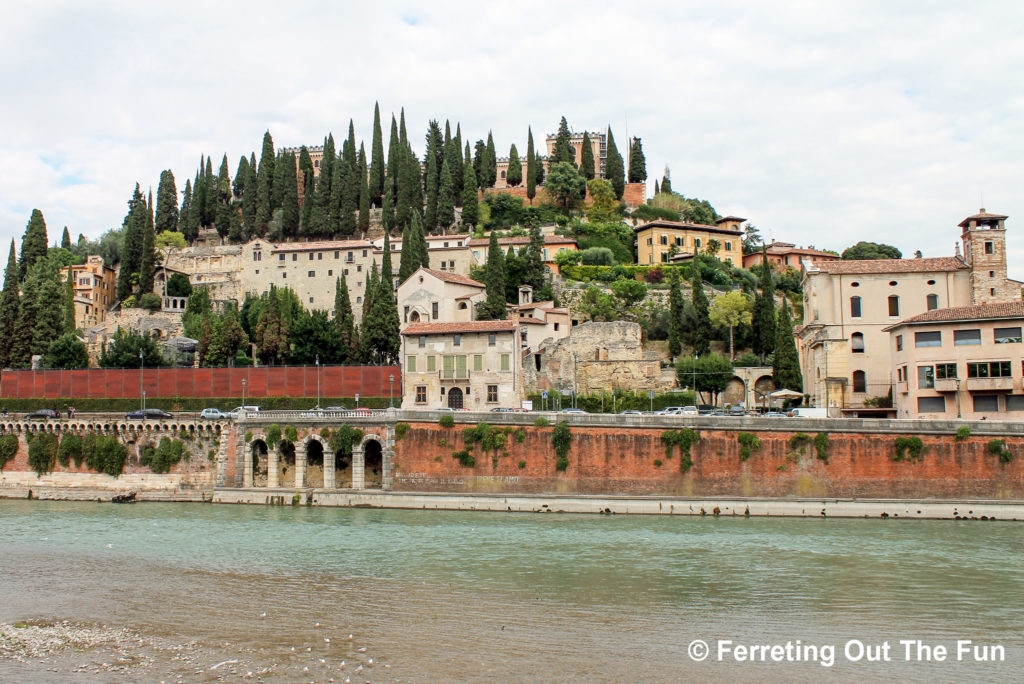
(397, 267, 486, 327)
(797, 210, 1020, 412)
(373, 233, 475, 279)
(467, 235, 579, 276)
(742, 241, 840, 272)
(512, 286, 571, 353)
(635, 217, 745, 267)
(885, 302, 1024, 420)
(60, 255, 117, 330)
(400, 320, 521, 410)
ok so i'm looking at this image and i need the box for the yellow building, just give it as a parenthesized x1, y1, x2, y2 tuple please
(634, 217, 745, 267)
(59, 255, 117, 330)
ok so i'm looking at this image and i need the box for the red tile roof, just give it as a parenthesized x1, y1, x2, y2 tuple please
(270, 240, 372, 252)
(467, 235, 578, 247)
(419, 268, 485, 288)
(958, 211, 1008, 227)
(401, 320, 518, 335)
(885, 301, 1024, 328)
(811, 256, 967, 275)
(634, 220, 744, 237)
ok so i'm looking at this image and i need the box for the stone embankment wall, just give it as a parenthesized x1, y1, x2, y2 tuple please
(393, 423, 1024, 499)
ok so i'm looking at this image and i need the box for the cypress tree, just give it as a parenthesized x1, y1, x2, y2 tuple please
(233, 155, 251, 199)
(773, 297, 802, 392)
(61, 226, 72, 251)
(412, 211, 430, 269)
(374, 234, 401, 363)
(506, 144, 522, 186)
(193, 158, 207, 227)
(358, 143, 370, 235)
(398, 223, 416, 283)
(484, 132, 497, 188)
(340, 122, 359, 236)
(381, 182, 395, 234)
(369, 102, 386, 206)
(424, 120, 442, 231)
(116, 185, 145, 301)
(654, 179, 660, 195)
(628, 137, 647, 183)
(605, 127, 625, 199)
(334, 275, 358, 363)
(690, 259, 711, 356)
(278, 151, 300, 238)
(271, 147, 291, 212)
(461, 148, 479, 228)
(298, 147, 315, 231)
(661, 167, 672, 195)
(155, 170, 179, 235)
(178, 179, 194, 240)
(203, 156, 217, 227)
(446, 126, 464, 204)
(580, 131, 595, 180)
(523, 222, 545, 291)
(0, 240, 20, 366)
(399, 107, 408, 146)
(8, 267, 37, 367)
(62, 265, 76, 334)
(362, 261, 378, 325)
(215, 155, 233, 239)
(138, 191, 157, 294)
(329, 152, 346, 237)
(526, 127, 536, 204)
(18, 209, 48, 281)
(554, 116, 574, 165)
(478, 231, 506, 320)
(668, 268, 684, 358)
(241, 156, 258, 240)
(752, 250, 777, 362)
(385, 116, 400, 216)
(311, 134, 336, 238)
(254, 131, 275, 236)
(397, 147, 420, 230)
(437, 155, 455, 230)
(472, 140, 486, 189)
(28, 260, 63, 359)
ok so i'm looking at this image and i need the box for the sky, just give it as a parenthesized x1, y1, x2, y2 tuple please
(1, 1, 1023, 276)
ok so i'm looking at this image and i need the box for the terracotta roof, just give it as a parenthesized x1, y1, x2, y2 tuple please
(811, 256, 967, 275)
(760, 242, 838, 258)
(884, 301, 1024, 329)
(634, 220, 743, 236)
(517, 317, 548, 325)
(402, 320, 518, 335)
(715, 216, 747, 223)
(270, 240, 372, 252)
(467, 236, 578, 247)
(419, 268, 485, 288)
(958, 211, 1008, 227)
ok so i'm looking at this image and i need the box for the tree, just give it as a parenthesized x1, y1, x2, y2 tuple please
(138, 191, 156, 294)
(578, 285, 617, 321)
(841, 241, 902, 260)
(586, 178, 618, 223)
(166, 272, 192, 298)
(437, 155, 455, 230)
(369, 102, 385, 206)
(526, 127, 537, 204)
(611, 278, 647, 310)
(338, 122, 359, 237)
(19, 209, 48, 281)
(155, 170, 179, 235)
(710, 290, 752, 361)
(254, 130, 275, 236)
(580, 247, 615, 265)
(604, 127, 625, 199)
(43, 332, 89, 369)
(690, 260, 711, 356)
(742, 224, 762, 255)
(0, 241, 19, 366)
(473, 139, 486, 189)
(751, 245, 777, 362)
(334, 274, 359, 362)
(628, 137, 647, 183)
(477, 231, 506, 320)
(374, 232, 401, 362)
(357, 143, 370, 234)
(98, 328, 166, 368)
(178, 179, 195, 241)
(580, 131, 595, 180)
(661, 166, 672, 195)
(506, 144, 522, 186)
(667, 268, 684, 358)
(553, 116, 574, 165)
(773, 297, 802, 392)
(461, 150, 479, 228)
(676, 353, 733, 405)
(545, 162, 586, 209)
(522, 222, 545, 291)
(289, 309, 343, 365)
(204, 305, 248, 366)
(277, 151, 300, 238)
(484, 132, 497, 188)
(62, 265, 75, 334)
(423, 120, 443, 231)
(116, 185, 146, 301)
(60, 226, 71, 250)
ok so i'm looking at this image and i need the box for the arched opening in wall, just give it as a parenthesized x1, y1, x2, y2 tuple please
(306, 439, 324, 488)
(250, 439, 268, 487)
(447, 387, 464, 409)
(852, 370, 866, 393)
(364, 439, 383, 488)
(851, 332, 865, 353)
(724, 377, 745, 406)
(754, 375, 776, 410)
(410, 310, 421, 323)
(335, 448, 352, 488)
(278, 440, 296, 487)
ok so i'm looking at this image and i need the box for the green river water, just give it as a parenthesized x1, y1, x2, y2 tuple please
(0, 500, 1021, 682)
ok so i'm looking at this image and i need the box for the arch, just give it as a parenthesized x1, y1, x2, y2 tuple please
(250, 439, 269, 487)
(302, 434, 327, 488)
(851, 332, 865, 353)
(277, 439, 296, 487)
(753, 375, 775, 409)
(334, 445, 353, 487)
(447, 387, 464, 409)
(458, 302, 468, 310)
(724, 377, 745, 406)
(852, 370, 866, 393)
(364, 439, 383, 488)
(410, 310, 421, 322)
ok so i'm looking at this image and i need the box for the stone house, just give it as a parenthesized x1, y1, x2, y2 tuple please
(742, 241, 839, 272)
(59, 255, 117, 330)
(396, 267, 486, 328)
(635, 217, 745, 267)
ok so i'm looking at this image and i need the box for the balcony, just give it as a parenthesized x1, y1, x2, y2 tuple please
(966, 376, 1013, 391)
(933, 378, 959, 393)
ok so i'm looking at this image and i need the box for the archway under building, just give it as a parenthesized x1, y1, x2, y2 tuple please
(278, 440, 296, 487)
(754, 375, 776, 410)
(724, 377, 746, 406)
(251, 439, 268, 487)
(305, 438, 324, 488)
(447, 387, 464, 409)
(334, 449, 352, 488)
(364, 439, 383, 488)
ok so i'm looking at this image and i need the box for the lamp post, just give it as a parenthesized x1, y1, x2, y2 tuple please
(242, 378, 247, 408)
(315, 354, 320, 409)
(954, 378, 962, 419)
(139, 350, 144, 412)
(389, 374, 395, 408)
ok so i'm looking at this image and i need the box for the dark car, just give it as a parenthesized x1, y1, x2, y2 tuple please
(25, 408, 59, 420)
(125, 408, 174, 420)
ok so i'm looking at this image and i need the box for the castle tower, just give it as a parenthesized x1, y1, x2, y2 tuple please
(959, 209, 1015, 304)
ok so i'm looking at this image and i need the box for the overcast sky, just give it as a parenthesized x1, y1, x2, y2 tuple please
(2, 1, 1022, 277)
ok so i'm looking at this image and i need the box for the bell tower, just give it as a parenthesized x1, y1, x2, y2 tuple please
(960, 209, 1014, 304)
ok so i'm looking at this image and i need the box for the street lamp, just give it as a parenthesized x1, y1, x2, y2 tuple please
(389, 374, 395, 408)
(242, 378, 247, 408)
(315, 354, 320, 409)
(954, 378, 962, 419)
(139, 349, 144, 412)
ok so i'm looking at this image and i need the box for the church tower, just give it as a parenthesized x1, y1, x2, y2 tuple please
(960, 209, 1015, 304)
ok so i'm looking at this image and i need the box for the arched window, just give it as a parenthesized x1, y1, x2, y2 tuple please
(852, 370, 866, 393)
(851, 332, 865, 353)
(888, 295, 900, 317)
(926, 294, 939, 311)
(850, 296, 862, 317)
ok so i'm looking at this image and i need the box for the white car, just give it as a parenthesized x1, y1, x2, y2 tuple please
(228, 405, 261, 418)
(200, 408, 229, 420)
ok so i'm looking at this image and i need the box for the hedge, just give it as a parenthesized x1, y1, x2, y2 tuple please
(0, 396, 393, 414)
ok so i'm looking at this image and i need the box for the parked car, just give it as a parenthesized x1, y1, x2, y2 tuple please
(788, 407, 829, 418)
(560, 408, 587, 414)
(727, 405, 746, 416)
(323, 406, 347, 411)
(490, 407, 515, 412)
(620, 409, 644, 415)
(763, 411, 788, 418)
(25, 408, 59, 420)
(125, 408, 173, 420)
(228, 405, 261, 418)
(200, 408, 229, 420)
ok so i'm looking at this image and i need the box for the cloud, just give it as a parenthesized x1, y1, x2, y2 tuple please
(1, 0, 1023, 277)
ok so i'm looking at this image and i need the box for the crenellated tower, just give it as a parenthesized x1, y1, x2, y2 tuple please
(960, 209, 1016, 304)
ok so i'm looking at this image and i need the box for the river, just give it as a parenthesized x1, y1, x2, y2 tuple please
(0, 500, 1021, 682)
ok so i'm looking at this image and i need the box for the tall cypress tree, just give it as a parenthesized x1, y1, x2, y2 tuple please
(523, 222, 545, 291)
(668, 268, 684, 358)
(484, 132, 497, 188)
(472, 140, 486, 190)
(138, 191, 157, 294)
(339, 121, 359, 236)
(178, 179, 194, 240)
(278, 151, 300, 238)
(215, 155, 233, 239)
(8, 265, 38, 367)
(369, 102, 385, 206)
(203, 156, 217, 227)
(752, 250, 777, 362)
(155, 170, 179, 235)
(116, 185, 145, 301)
(506, 144, 522, 186)
(605, 127, 625, 199)
(233, 155, 251, 199)
(412, 211, 429, 269)
(298, 147, 315, 232)
(357, 143, 370, 235)
(554, 116, 574, 165)
(18, 209, 48, 282)
(254, 131, 275, 236)
(437, 155, 455, 231)
(661, 167, 672, 195)
(773, 297, 802, 392)
(690, 259, 711, 356)
(461, 146, 479, 228)
(310, 134, 336, 238)
(32, 272, 64, 358)
(424, 120, 443, 231)
(334, 274, 358, 362)
(62, 265, 76, 334)
(376, 233, 401, 362)
(385, 115, 400, 218)
(192, 159, 207, 228)
(362, 261, 378, 325)
(446, 125, 464, 204)
(0, 240, 20, 366)
(526, 127, 537, 204)
(478, 231, 506, 320)
(580, 131, 595, 180)
(397, 146, 420, 230)
(628, 137, 647, 183)
(60, 226, 72, 251)
(398, 223, 416, 283)
(654, 179, 660, 195)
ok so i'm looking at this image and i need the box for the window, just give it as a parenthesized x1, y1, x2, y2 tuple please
(915, 331, 941, 347)
(954, 329, 981, 346)
(317, 253, 322, 260)
(695, 238, 702, 248)
(850, 296, 862, 317)
(282, 272, 287, 279)
(427, 356, 435, 372)
(500, 354, 510, 371)
(454, 334, 461, 346)
(415, 386, 426, 403)
(968, 361, 1011, 378)
(851, 332, 864, 353)
(309, 297, 314, 303)
(994, 327, 1022, 344)
(917, 366, 934, 389)
(432, 302, 439, 320)
(292, 254, 297, 261)
(473, 355, 482, 371)
(500, 170, 506, 179)
(989, 270, 995, 278)
(488, 334, 496, 346)
(362, 249, 368, 257)
(554, 323, 560, 331)
(308, 270, 315, 277)
(646, 238, 652, 246)
(279, 254, 285, 261)
(973, 395, 998, 413)
(406, 355, 417, 372)
(889, 281, 898, 286)
(985, 241, 993, 254)
(334, 251, 340, 259)
(660, 235, 668, 245)
(896, 366, 905, 382)
(852, 370, 866, 393)
(895, 335, 903, 352)
(936, 363, 957, 379)
(675, 236, 682, 246)
(660, 252, 669, 263)
(253, 250, 262, 262)
(347, 252, 354, 262)
(487, 385, 498, 403)
(888, 295, 900, 316)
(725, 241, 732, 251)
(918, 396, 946, 413)
(926, 294, 938, 311)
(327, 270, 332, 276)
(357, 265, 362, 272)
(1006, 395, 1024, 411)
(850, 281, 860, 287)
(418, 335, 426, 348)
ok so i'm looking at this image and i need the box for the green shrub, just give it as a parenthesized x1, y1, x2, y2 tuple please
(533, 416, 550, 427)
(394, 422, 410, 441)
(56, 434, 83, 468)
(265, 424, 281, 446)
(814, 433, 830, 464)
(463, 423, 506, 452)
(552, 421, 572, 471)
(140, 437, 186, 474)
(80, 434, 127, 477)
(328, 424, 363, 455)
(208, 449, 216, 462)
(137, 292, 162, 311)
(515, 428, 526, 444)
(245, 431, 252, 442)
(439, 414, 455, 428)
(893, 436, 925, 462)
(518, 460, 526, 469)
(653, 459, 663, 467)
(661, 428, 700, 472)
(955, 426, 971, 442)
(284, 426, 298, 443)
(0, 434, 18, 471)
(987, 439, 1013, 463)
(27, 433, 59, 475)
(452, 450, 475, 467)
(788, 432, 811, 454)
(737, 432, 761, 462)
